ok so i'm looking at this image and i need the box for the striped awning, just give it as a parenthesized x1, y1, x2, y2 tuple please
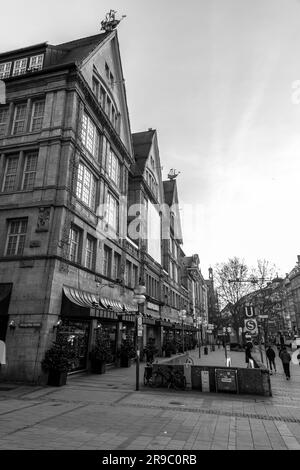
(123, 303, 139, 313)
(63, 286, 99, 308)
(99, 297, 124, 312)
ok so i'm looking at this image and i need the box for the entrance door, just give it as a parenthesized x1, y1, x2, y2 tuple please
(57, 319, 90, 372)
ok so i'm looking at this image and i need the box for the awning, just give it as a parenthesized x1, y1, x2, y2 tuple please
(0, 283, 12, 304)
(99, 297, 123, 312)
(63, 286, 99, 308)
(123, 303, 138, 313)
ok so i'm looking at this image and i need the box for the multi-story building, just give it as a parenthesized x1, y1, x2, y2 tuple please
(0, 26, 141, 383)
(0, 21, 207, 383)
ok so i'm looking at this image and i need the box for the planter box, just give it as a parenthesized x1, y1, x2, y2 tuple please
(120, 356, 131, 367)
(47, 370, 67, 387)
(91, 359, 106, 374)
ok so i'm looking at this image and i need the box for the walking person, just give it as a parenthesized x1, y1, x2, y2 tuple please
(266, 345, 276, 374)
(245, 341, 253, 368)
(279, 346, 291, 380)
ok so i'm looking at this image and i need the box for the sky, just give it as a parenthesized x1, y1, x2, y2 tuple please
(1, 0, 300, 278)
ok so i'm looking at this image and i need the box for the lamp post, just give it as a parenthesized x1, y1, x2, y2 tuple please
(196, 318, 202, 358)
(179, 309, 187, 352)
(133, 284, 146, 391)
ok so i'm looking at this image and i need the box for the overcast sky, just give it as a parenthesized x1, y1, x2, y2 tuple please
(2, 0, 300, 278)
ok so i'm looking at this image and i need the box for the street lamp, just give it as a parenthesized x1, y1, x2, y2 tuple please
(179, 309, 187, 352)
(196, 317, 202, 358)
(133, 284, 146, 391)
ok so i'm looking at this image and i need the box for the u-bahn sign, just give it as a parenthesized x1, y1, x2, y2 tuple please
(244, 318, 258, 334)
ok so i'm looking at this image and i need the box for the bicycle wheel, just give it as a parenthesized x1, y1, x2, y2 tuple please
(153, 371, 163, 387)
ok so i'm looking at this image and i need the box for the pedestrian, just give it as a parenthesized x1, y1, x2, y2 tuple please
(245, 341, 253, 368)
(279, 346, 291, 380)
(266, 345, 276, 373)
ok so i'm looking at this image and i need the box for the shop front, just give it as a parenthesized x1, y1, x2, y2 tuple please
(60, 286, 137, 372)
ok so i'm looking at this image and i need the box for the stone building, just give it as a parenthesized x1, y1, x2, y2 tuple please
(0, 26, 206, 383)
(0, 28, 139, 383)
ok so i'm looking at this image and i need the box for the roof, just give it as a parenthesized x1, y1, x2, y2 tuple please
(0, 33, 111, 66)
(132, 129, 155, 174)
(51, 32, 112, 65)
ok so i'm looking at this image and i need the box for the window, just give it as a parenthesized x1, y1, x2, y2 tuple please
(103, 245, 112, 277)
(101, 135, 108, 167)
(12, 103, 27, 134)
(107, 149, 120, 186)
(0, 62, 11, 79)
(92, 77, 100, 100)
(80, 112, 99, 158)
(31, 100, 45, 131)
(69, 226, 81, 263)
(133, 265, 138, 287)
(125, 261, 132, 287)
(105, 63, 110, 79)
(76, 163, 96, 210)
(2, 155, 18, 192)
(5, 219, 27, 256)
(107, 192, 118, 231)
(85, 235, 96, 270)
(12, 58, 27, 76)
(0, 107, 9, 136)
(100, 86, 106, 108)
(28, 55, 44, 71)
(22, 152, 38, 190)
(113, 252, 121, 279)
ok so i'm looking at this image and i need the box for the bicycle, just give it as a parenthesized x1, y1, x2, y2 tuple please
(167, 368, 186, 391)
(152, 366, 186, 391)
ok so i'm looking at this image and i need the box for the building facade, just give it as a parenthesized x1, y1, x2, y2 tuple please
(0, 26, 207, 383)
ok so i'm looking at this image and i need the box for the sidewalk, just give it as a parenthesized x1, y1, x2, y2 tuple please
(1, 347, 300, 449)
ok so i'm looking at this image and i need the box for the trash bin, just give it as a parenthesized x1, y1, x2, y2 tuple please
(204, 346, 208, 355)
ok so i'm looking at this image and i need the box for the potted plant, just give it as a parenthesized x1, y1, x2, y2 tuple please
(119, 338, 136, 367)
(164, 340, 175, 358)
(41, 338, 74, 386)
(90, 330, 113, 374)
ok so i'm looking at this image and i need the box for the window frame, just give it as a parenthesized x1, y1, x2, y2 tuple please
(5, 218, 28, 256)
(85, 235, 96, 271)
(0, 106, 9, 136)
(28, 54, 44, 71)
(12, 58, 28, 76)
(80, 111, 99, 158)
(69, 226, 81, 264)
(106, 192, 119, 232)
(76, 162, 96, 211)
(0, 62, 12, 79)
(22, 151, 38, 191)
(12, 103, 27, 135)
(30, 100, 45, 132)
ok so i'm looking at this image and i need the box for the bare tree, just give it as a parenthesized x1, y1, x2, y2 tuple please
(214, 257, 254, 340)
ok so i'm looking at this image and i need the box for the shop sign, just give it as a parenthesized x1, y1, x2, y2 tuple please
(147, 302, 159, 312)
(215, 369, 238, 393)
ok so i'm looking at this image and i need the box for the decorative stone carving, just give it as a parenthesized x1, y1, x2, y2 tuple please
(36, 207, 51, 232)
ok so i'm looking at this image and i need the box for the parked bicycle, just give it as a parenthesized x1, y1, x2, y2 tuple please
(151, 365, 186, 391)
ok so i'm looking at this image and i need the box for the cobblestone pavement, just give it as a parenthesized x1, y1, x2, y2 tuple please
(1, 347, 300, 450)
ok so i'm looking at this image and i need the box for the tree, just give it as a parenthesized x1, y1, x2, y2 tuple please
(215, 257, 283, 346)
(214, 257, 254, 341)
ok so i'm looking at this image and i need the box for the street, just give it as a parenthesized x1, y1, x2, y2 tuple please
(1, 347, 300, 450)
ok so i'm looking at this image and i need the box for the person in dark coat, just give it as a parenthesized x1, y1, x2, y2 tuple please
(266, 346, 276, 373)
(245, 342, 253, 367)
(279, 347, 291, 380)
